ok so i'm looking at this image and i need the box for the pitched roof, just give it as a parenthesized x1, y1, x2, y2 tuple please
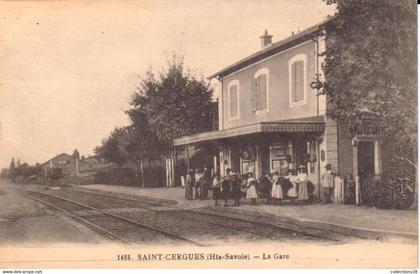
(39, 153, 90, 167)
(208, 16, 333, 80)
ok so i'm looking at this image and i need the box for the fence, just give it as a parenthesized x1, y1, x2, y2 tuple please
(359, 175, 380, 206)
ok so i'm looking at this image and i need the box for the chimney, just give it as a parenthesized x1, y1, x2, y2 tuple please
(260, 29, 273, 49)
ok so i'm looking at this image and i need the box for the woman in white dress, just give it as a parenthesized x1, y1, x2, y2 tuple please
(286, 171, 298, 205)
(246, 172, 258, 206)
(296, 165, 309, 204)
(271, 171, 283, 206)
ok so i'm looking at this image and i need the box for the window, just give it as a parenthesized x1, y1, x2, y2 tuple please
(288, 54, 307, 107)
(228, 80, 239, 119)
(253, 68, 269, 113)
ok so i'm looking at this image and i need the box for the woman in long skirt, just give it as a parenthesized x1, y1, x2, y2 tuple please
(271, 171, 283, 205)
(194, 169, 203, 199)
(297, 165, 309, 204)
(286, 171, 298, 204)
(246, 172, 258, 205)
(185, 169, 195, 200)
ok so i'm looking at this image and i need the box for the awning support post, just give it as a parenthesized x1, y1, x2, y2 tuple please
(186, 144, 190, 171)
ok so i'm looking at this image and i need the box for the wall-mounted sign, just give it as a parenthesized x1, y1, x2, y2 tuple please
(271, 145, 286, 158)
(240, 146, 256, 161)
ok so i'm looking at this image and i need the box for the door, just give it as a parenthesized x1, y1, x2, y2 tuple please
(294, 141, 307, 171)
(358, 141, 375, 205)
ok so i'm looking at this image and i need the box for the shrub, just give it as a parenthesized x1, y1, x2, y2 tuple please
(375, 175, 415, 209)
(94, 168, 137, 186)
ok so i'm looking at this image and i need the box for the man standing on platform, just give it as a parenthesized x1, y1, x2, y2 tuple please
(321, 164, 335, 204)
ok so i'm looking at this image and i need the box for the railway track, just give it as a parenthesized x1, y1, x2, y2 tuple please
(65, 186, 339, 242)
(20, 188, 337, 246)
(21, 189, 206, 246)
(55, 187, 169, 208)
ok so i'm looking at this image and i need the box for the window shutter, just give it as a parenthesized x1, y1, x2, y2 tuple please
(257, 74, 267, 110)
(295, 61, 304, 102)
(250, 78, 257, 111)
(229, 85, 238, 117)
(291, 62, 297, 102)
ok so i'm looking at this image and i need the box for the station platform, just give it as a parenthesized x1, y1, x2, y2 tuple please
(79, 184, 418, 241)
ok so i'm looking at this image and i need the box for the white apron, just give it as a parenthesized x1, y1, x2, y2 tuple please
(297, 173, 309, 200)
(246, 178, 258, 199)
(271, 175, 283, 199)
(287, 175, 298, 198)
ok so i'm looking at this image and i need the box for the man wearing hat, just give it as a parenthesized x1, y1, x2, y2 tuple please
(220, 171, 233, 207)
(231, 171, 242, 207)
(321, 163, 335, 204)
(225, 168, 232, 178)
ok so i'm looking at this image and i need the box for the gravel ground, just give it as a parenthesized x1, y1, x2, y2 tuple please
(117, 209, 327, 245)
(16, 184, 332, 246)
(0, 183, 109, 245)
(82, 184, 418, 235)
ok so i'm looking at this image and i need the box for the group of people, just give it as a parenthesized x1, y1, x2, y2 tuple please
(184, 167, 212, 200)
(212, 169, 259, 207)
(184, 163, 356, 206)
(267, 165, 312, 205)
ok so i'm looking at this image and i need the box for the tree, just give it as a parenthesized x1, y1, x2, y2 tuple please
(95, 54, 216, 187)
(128, 54, 215, 156)
(9, 158, 15, 172)
(95, 125, 161, 187)
(125, 126, 163, 187)
(95, 127, 130, 168)
(317, 0, 417, 207)
(9, 158, 16, 181)
(72, 149, 80, 159)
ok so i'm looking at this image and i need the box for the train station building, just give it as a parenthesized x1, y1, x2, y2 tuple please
(174, 18, 383, 205)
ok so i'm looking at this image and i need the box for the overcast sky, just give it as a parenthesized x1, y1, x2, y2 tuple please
(0, 0, 335, 168)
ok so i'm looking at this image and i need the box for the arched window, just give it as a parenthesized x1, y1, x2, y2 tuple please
(288, 54, 307, 107)
(228, 80, 239, 120)
(253, 68, 269, 113)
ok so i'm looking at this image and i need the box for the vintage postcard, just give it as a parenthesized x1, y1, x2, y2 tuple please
(0, 0, 417, 270)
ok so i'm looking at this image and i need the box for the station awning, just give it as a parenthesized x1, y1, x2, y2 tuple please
(174, 116, 325, 146)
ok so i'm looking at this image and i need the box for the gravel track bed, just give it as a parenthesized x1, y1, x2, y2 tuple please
(45, 188, 157, 209)
(31, 187, 332, 244)
(114, 209, 326, 243)
(26, 191, 183, 244)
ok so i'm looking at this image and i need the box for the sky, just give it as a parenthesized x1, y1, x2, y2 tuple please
(0, 0, 335, 168)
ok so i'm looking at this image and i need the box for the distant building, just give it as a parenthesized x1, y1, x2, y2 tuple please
(39, 153, 91, 177)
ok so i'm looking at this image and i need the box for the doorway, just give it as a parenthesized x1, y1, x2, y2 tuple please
(357, 141, 376, 205)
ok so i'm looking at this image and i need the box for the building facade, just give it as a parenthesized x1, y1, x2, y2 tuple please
(39, 153, 91, 177)
(174, 19, 383, 204)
